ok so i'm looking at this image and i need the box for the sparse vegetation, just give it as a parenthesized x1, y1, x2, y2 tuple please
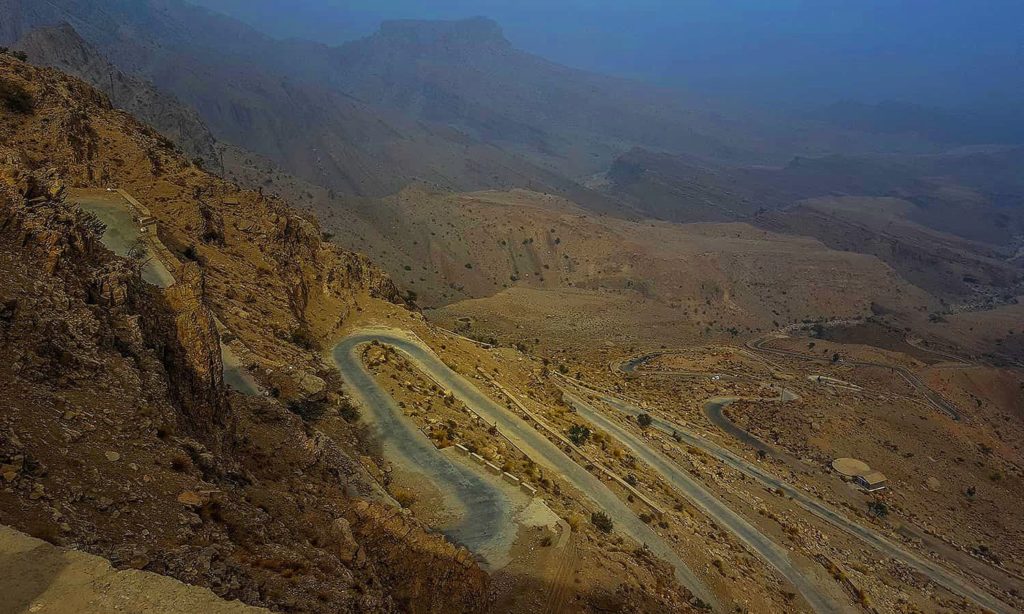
(289, 327, 320, 351)
(287, 398, 330, 422)
(591, 510, 613, 533)
(390, 486, 419, 508)
(338, 397, 360, 423)
(867, 500, 888, 518)
(636, 413, 653, 428)
(0, 48, 28, 62)
(568, 424, 591, 446)
(126, 237, 150, 266)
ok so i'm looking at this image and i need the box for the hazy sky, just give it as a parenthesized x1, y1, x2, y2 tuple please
(191, 0, 1024, 110)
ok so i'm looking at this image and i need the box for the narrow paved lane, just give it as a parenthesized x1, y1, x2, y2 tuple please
(565, 379, 1016, 614)
(564, 391, 849, 614)
(704, 398, 775, 455)
(332, 329, 719, 610)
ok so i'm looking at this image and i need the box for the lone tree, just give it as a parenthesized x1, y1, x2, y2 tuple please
(636, 413, 653, 428)
(568, 424, 591, 446)
(591, 511, 613, 533)
(867, 500, 888, 518)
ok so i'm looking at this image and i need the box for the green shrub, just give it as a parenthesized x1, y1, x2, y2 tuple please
(338, 398, 360, 423)
(867, 500, 888, 518)
(289, 327, 319, 351)
(591, 511, 613, 533)
(568, 424, 591, 446)
(287, 398, 330, 422)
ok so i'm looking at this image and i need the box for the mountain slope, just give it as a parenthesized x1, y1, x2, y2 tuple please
(0, 51, 490, 613)
(0, 1, 942, 207)
(12, 23, 222, 173)
(0, 1, 622, 203)
(325, 18, 945, 178)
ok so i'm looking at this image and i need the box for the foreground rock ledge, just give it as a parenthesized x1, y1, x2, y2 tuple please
(0, 525, 267, 614)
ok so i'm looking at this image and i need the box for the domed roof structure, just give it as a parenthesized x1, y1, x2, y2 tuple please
(832, 457, 871, 477)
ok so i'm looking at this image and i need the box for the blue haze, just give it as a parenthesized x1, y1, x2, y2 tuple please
(189, 0, 1024, 113)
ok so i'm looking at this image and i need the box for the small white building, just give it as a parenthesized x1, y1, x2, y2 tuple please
(856, 471, 888, 492)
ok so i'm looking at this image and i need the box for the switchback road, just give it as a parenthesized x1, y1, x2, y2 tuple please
(332, 329, 718, 609)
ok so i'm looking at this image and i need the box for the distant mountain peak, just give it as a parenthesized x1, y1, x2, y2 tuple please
(376, 17, 508, 49)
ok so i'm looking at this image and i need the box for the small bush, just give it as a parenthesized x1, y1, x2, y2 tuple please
(591, 510, 613, 533)
(636, 413, 653, 428)
(568, 424, 591, 446)
(338, 398, 360, 423)
(391, 486, 418, 508)
(287, 398, 330, 422)
(867, 500, 888, 518)
(0, 48, 28, 62)
(170, 453, 192, 473)
(289, 327, 319, 351)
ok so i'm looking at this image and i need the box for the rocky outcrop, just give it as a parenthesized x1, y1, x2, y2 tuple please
(1, 167, 231, 450)
(344, 500, 490, 613)
(272, 211, 404, 325)
(199, 201, 226, 246)
(0, 525, 268, 613)
(159, 262, 231, 449)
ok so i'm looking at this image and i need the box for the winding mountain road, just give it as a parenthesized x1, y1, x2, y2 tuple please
(333, 334, 515, 570)
(746, 337, 962, 420)
(561, 377, 1016, 614)
(563, 390, 849, 614)
(332, 329, 719, 609)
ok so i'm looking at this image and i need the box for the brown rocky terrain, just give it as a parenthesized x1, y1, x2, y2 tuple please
(342, 187, 935, 347)
(604, 147, 1024, 301)
(0, 48, 694, 614)
(1, 6, 1022, 613)
(0, 52, 491, 613)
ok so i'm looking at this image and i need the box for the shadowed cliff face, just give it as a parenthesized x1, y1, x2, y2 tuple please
(160, 262, 231, 446)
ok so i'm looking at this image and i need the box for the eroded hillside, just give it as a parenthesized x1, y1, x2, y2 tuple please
(316, 186, 935, 348)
